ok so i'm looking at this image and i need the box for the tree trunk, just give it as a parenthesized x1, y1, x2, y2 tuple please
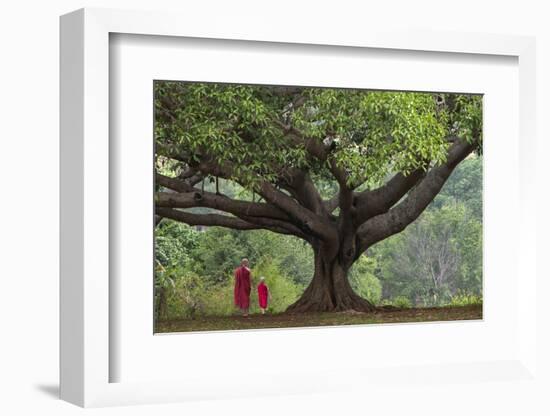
(286, 243, 375, 313)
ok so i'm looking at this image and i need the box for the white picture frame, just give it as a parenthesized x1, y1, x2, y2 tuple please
(60, 7, 538, 408)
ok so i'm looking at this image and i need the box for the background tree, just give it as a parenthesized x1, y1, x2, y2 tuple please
(348, 256, 383, 305)
(154, 82, 482, 312)
(370, 156, 483, 306)
(377, 203, 479, 306)
(433, 156, 482, 220)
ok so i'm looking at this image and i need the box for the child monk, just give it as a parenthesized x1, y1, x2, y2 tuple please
(257, 276, 270, 314)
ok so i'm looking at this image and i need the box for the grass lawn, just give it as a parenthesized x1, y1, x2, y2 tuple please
(155, 304, 482, 333)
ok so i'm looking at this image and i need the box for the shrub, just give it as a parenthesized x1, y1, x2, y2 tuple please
(379, 296, 412, 308)
(201, 281, 235, 316)
(349, 255, 382, 305)
(192, 257, 304, 316)
(448, 291, 482, 306)
(249, 258, 303, 313)
(167, 269, 208, 319)
(391, 296, 412, 308)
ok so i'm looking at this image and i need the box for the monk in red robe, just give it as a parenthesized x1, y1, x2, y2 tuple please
(234, 258, 252, 316)
(257, 276, 270, 314)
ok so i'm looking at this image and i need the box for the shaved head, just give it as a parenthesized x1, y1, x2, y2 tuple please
(241, 258, 249, 266)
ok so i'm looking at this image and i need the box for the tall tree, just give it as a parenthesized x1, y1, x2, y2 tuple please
(379, 204, 474, 305)
(154, 82, 482, 312)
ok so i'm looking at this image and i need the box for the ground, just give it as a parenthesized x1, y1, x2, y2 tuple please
(155, 304, 482, 333)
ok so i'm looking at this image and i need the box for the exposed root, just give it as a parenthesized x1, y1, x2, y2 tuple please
(286, 289, 375, 314)
(286, 244, 376, 314)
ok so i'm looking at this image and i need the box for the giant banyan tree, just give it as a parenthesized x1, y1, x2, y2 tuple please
(154, 82, 482, 313)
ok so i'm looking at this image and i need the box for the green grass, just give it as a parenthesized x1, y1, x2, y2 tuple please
(155, 304, 482, 333)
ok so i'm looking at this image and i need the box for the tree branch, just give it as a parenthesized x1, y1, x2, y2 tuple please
(354, 168, 427, 225)
(155, 142, 189, 162)
(156, 207, 301, 237)
(156, 173, 312, 239)
(356, 138, 477, 254)
(156, 181, 291, 222)
(256, 180, 336, 240)
(195, 159, 337, 241)
(279, 169, 328, 217)
(156, 208, 259, 230)
(354, 135, 475, 226)
(324, 194, 340, 214)
(273, 120, 329, 162)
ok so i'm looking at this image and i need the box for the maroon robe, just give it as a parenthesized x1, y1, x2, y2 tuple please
(234, 266, 251, 309)
(257, 282, 269, 309)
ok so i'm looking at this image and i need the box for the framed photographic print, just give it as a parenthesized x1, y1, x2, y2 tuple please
(60, 7, 539, 408)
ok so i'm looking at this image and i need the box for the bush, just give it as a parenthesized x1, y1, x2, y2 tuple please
(168, 269, 208, 318)
(187, 257, 304, 317)
(349, 255, 382, 305)
(249, 258, 303, 313)
(379, 296, 412, 308)
(201, 281, 235, 316)
(448, 291, 482, 306)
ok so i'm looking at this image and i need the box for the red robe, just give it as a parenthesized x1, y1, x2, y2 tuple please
(257, 282, 269, 309)
(234, 266, 251, 309)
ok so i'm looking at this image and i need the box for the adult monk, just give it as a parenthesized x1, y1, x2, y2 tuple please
(234, 258, 252, 316)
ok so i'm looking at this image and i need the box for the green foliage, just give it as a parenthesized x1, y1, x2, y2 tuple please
(374, 201, 481, 306)
(155, 82, 306, 188)
(188, 227, 314, 286)
(190, 227, 252, 285)
(155, 223, 307, 319)
(155, 262, 206, 319)
(349, 256, 382, 305)
(155, 222, 202, 319)
(155, 221, 200, 269)
(434, 155, 482, 220)
(199, 280, 235, 317)
(390, 296, 412, 308)
(168, 269, 207, 318)
(370, 157, 483, 308)
(249, 258, 303, 313)
(155, 82, 482, 190)
(263, 236, 313, 286)
(447, 94, 483, 145)
(157, 257, 304, 319)
(292, 90, 450, 185)
(447, 291, 483, 307)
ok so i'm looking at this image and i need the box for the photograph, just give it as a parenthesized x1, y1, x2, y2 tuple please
(153, 81, 483, 333)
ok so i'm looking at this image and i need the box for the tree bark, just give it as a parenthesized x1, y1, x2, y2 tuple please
(286, 242, 375, 313)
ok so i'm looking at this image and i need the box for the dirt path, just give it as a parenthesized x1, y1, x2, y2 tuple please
(155, 304, 482, 333)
